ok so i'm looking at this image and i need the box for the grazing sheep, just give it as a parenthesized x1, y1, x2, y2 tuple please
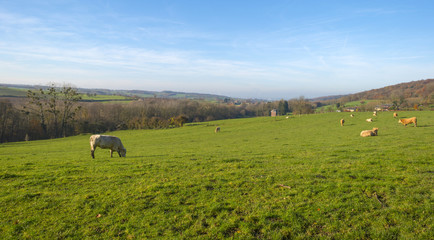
(340, 119, 345, 126)
(393, 112, 398, 118)
(366, 118, 373, 122)
(90, 135, 126, 159)
(398, 117, 417, 127)
(215, 126, 220, 133)
(360, 128, 378, 137)
(350, 114, 354, 117)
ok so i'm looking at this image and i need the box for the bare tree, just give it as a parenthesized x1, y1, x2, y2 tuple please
(46, 84, 60, 137)
(0, 100, 13, 142)
(25, 83, 82, 138)
(60, 85, 82, 137)
(24, 88, 48, 137)
(289, 96, 314, 115)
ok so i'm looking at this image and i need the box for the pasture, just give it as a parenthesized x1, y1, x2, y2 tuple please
(0, 87, 28, 97)
(80, 94, 134, 102)
(0, 111, 433, 239)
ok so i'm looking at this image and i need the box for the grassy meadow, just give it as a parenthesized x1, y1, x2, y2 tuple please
(0, 111, 433, 239)
(0, 87, 28, 97)
(80, 94, 134, 102)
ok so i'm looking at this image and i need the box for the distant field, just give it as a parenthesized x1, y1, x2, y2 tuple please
(343, 100, 379, 107)
(0, 86, 133, 102)
(0, 87, 28, 97)
(80, 94, 134, 102)
(0, 112, 432, 239)
(316, 100, 380, 112)
(0, 85, 227, 102)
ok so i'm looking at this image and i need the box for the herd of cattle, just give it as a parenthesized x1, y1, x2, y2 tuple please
(89, 112, 418, 158)
(339, 111, 417, 138)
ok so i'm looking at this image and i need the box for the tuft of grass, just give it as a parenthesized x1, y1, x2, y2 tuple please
(0, 111, 433, 239)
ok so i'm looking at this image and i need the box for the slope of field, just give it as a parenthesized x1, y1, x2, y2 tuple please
(0, 112, 433, 239)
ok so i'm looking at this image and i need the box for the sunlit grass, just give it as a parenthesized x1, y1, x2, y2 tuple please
(0, 111, 432, 239)
(0, 87, 28, 97)
(79, 94, 133, 101)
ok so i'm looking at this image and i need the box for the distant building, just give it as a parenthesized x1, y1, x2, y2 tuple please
(271, 109, 277, 117)
(375, 105, 392, 111)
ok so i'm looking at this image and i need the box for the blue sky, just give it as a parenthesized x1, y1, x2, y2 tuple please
(1, 0, 433, 99)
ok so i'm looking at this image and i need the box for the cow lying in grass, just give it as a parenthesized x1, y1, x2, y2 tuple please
(366, 118, 373, 122)
(360, 128, 378, 137)
(90, 135, 127, 159)
(398, 117, 417, 127)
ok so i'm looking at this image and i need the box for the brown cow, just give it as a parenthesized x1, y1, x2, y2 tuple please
(398, 117, 417, 127)
(360, 128, 378, 137)
(340, 119, 345, 126)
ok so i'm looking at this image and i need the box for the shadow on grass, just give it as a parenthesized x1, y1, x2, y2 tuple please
(397, 125, 430, 128)
(122, 154, 172, 159)
(415, 124, 432, 128)
(187, 123, 215, 127)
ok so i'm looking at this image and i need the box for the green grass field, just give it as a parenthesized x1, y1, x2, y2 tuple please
(0, 112, 432, 239)
(0, 87, 28, 97)
(80, 94, 134, 102)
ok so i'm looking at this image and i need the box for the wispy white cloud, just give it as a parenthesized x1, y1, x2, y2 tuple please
(0, 11, 40, 25)
(355, 8, 400, 15)
(1, 1, 433, 99)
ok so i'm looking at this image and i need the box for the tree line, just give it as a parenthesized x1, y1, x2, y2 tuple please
(3, 80, 431, 143)
(0, 83, 318, 143)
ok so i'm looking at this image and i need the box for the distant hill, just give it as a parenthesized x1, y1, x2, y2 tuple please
(0, 83, 230, 102)
(2, 79, 433, 104)
(347, 79, 433, 101)
(310, 94, 347, 102)
(314, 79, 433, 104)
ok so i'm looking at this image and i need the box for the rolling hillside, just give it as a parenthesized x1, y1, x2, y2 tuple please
(1, 112, 432, 239)
(2, 79, 433, 103)
(312, 79, 433, 103)
(0, 83, 230, 102)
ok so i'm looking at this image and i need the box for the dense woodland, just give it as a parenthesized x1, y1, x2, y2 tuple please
(1, 79, 433, 143)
